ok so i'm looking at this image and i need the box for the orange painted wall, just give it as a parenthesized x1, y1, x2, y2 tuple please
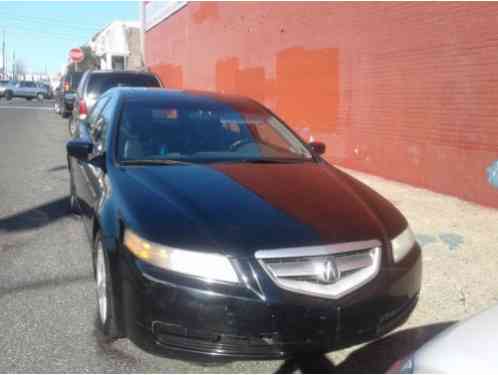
(145, 2, 498, 208)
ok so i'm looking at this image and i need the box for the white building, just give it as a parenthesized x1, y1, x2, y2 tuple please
(88, 21, 143, 71)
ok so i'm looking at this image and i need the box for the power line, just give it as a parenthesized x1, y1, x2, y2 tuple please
(2, 19, 101, 35)
(0, 11, 135, 34)
(7, 27, 90, 43)
(0, 11, 111, 32)
(2, 30, 5, 79)
(3, 21, 95, 38)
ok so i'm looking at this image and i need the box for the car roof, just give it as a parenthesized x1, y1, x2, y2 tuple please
(108, 87, 258, 108)
(86, 70, 155, 76)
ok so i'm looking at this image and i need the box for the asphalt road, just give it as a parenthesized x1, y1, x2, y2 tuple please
(0, 98, 489, 372)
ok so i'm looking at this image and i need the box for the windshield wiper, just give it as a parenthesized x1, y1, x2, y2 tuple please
(120, 159, 190, 166)
(238, 158, 311, 164)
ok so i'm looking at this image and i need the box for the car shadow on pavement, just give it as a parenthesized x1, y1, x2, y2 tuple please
(47, 165, 68, 172)
(275, 353, 336, 373)
(0, 196, 71, 233)
(0, 273, 92, 299)
(274, 322, 455, 373)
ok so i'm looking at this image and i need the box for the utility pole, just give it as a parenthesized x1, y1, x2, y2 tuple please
(2, 30, 5, 79)
(12, 50, 15, 80)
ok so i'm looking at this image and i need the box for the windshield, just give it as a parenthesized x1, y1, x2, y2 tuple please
(117, 99, 313, 163)
(88, 73, 160, 96)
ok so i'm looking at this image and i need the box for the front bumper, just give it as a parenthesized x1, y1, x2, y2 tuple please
(119, 244, 422, 361)
(63, 93, 76, 111)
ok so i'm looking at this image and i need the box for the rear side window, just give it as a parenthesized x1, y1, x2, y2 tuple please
(87, 74, 160, 97)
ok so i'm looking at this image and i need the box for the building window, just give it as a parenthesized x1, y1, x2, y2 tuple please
(112, 56, 125, 71)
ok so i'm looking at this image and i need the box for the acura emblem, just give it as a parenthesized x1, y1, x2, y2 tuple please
(317, 259, 340, 284)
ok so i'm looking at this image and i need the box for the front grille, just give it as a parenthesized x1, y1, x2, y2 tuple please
(255, 240, 382, 299)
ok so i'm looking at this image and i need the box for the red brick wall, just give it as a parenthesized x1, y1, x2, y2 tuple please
(145, 2, 498, 208)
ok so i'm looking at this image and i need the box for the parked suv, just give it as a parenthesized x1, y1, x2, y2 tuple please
(4, 81, 49, 101)
(69, 70, 162, 135)
(38, 82, 53, 99)
(55, 71, 84, 118)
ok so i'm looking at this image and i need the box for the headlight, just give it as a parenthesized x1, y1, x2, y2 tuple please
(388, 355, 415, 373)
(391, 226, 416, 263)
(123, 229, 240, 283)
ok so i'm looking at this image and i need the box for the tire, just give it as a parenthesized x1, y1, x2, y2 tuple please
(37, 93, 44, 101)
(94, 234, 124, 340)
(26, 97, 33, 101)
(4, 91, 12, 100)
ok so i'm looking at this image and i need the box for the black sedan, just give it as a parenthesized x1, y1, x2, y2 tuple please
(66, 88, 422, 362)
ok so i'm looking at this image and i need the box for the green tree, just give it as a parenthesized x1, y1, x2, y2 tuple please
(67, 46, 99, 72)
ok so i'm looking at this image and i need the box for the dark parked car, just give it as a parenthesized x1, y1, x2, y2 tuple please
(66, 88, 421, 362)
(54, 71, 83, 117)
(69, 70, 162, 136)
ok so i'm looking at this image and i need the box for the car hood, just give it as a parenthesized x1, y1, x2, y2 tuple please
(112, 161, 400, 257)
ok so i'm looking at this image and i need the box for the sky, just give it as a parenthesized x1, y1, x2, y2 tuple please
(0, 1, 140, 76)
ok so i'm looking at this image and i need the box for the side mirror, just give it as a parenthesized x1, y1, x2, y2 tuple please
(309, 141, 326, 155)
(67, 140, 93, 161)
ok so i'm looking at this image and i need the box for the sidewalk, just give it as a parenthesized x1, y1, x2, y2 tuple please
(331, 167, 498, 369)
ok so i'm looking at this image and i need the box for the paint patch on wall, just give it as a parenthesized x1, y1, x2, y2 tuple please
(415, 233, 438, 248)
(439, 233, 464, 251)
(416, 232, 464, 251)
(487, 160, 498, 189)
(150, 64, 183, 89)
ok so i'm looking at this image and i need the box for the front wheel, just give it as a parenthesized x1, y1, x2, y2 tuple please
(94, 235, 124, 340)
(4, 91, 12, 100)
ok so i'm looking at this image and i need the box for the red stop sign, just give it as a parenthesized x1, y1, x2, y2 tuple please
(69, 48, 84, 63)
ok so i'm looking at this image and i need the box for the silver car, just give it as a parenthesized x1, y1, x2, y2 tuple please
(4, 81, 48, 101)
(0, 80, 14, 98)
(390, 304, 498, 372)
